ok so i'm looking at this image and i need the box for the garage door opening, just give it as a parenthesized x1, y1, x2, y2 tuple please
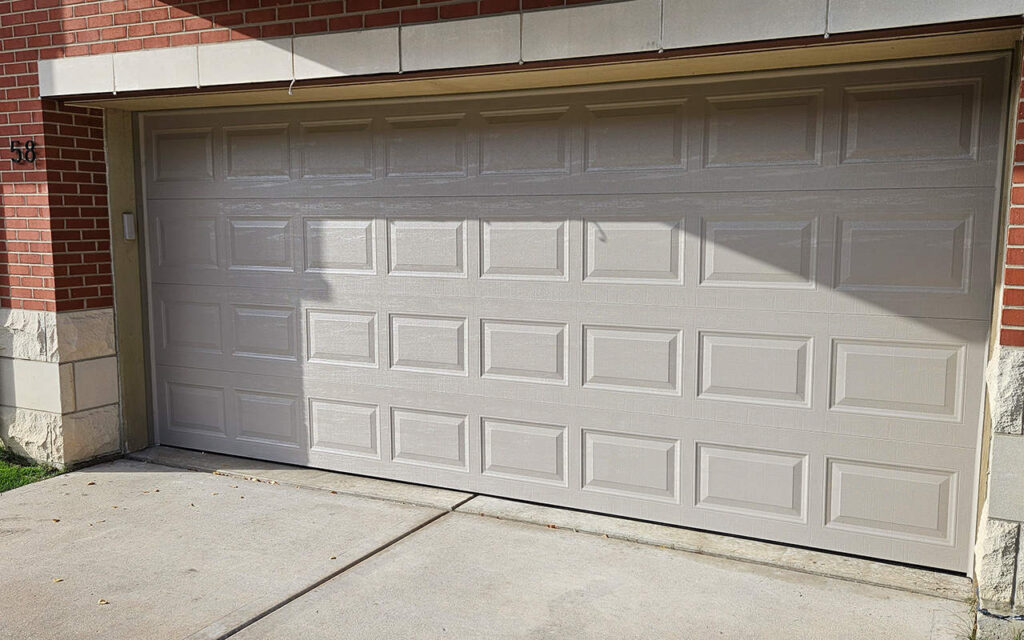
(139, 53, 1010, 572)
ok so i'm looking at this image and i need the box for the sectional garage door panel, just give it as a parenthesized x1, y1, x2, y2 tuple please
(142, 55, 1009, 572)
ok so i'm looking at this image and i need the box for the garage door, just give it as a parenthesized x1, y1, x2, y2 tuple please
(141, 54, 1008, 571)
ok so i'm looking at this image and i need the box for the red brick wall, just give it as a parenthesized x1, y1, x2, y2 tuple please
(4, 0, 595, 60)
(1, 0, 608, 312)
(3, 1, 1024, 344)
(1004, 80, 1024, 346)
(1, 95, 110, 312)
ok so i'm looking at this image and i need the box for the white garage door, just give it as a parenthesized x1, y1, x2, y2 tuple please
(141, 54, 1008, 571)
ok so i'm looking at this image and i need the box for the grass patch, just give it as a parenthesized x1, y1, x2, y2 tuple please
(0, 449, 59, 493)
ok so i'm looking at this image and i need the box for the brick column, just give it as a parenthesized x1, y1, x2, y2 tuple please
(1, 7, 120, 466)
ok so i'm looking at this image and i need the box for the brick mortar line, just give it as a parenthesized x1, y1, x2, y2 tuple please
(0, 1, 611, 54)
(0, 0, 544, 19)
(2, 5, 544, 27)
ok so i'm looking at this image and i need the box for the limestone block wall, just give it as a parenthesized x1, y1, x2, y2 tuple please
(0, 307, 121, 467)
(977, 346, 1024, 614)
(974, 54, 1024, 635)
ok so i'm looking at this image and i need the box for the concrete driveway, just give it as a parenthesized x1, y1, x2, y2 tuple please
(0, 449, 974, 640)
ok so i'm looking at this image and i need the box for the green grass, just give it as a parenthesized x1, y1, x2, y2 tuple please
(0, 449, 59, 493)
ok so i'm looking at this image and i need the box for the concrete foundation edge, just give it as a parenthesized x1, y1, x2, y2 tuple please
(130, 445, 974, 603)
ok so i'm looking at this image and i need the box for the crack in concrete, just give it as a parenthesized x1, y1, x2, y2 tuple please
(202, 500, 474, 640)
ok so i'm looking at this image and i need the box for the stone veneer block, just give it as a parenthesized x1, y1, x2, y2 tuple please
(0, 308, 57, 362)
(1, 308, 117, 364)
(56, 309, 117, 363)
(975, 506, 1021, 613)
(522, 0, 662, 62)
(0, 404, 120, 468)
(72, 357, 119, 411)
(294, 28, 399, 79)
(402, 15, 520, 72)
(0, 405, 64, 464)
(61, 405, 121, 465)
(986, 346, 1024, 435)
(988, 433, 1024, 522)
(1, 308, 121, 466)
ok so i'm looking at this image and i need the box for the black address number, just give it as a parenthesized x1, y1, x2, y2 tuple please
(10, 140, 37, 164)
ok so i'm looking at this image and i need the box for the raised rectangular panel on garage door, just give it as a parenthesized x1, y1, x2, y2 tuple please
(830, 338, 965, 422)
(154, 214, 219, 271)
(299, 120, 374, 179)
(389, 314, 467, 375)
(698, 332, 812, 407)
(309, 398, 380, 459)
(583, 429, 679, 502)
(303, 219, 376, 274)
(480, 219, 568, 280)
(151, 128, 213, 182)
(696, 443, 807, 522)
(840, 79, 981, 163)
(835, 216, 972, 293)
(482, 417, 567, 485)
(700, 216, 818, 288)
(826, 458, 957, 545)
(481, 319, 567, 384)
(391, 407, 469, 470)
(307, 310, 378, 367)
(387, 219, 467, 277)
(480, 107, 570, 175)
(704, 89, 823, 167)
(143, 55, 1006, 572)
(584, 219, 683, 284)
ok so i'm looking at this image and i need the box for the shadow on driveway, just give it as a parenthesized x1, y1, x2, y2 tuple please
(0, 458, 972, 640)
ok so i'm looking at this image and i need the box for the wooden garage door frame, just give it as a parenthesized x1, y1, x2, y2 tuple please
(120, 50, 1015, 574)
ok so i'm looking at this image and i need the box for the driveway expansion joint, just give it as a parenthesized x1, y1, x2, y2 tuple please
(127, 447, 973, 604)
(210, 509, 455, 640)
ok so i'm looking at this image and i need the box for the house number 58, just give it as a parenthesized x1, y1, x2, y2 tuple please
(10, 140, 37, 164)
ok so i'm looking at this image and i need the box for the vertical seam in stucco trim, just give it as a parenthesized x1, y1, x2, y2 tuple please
(398, 23, 404, 73)
(195, 45, 201, 88)
(823, 0, 831, 39)
(288, 37, 296, 95)
(518, 9, 524, 64)
(658, 0, 664, 52)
